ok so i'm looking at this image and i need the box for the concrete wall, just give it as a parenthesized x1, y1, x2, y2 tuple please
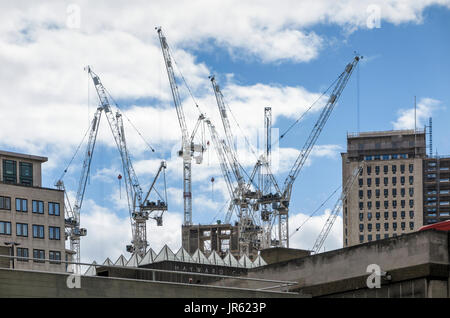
(0, 268, 301, 298)
(213, 230, 449, 294)
(0, 246, 9, 268)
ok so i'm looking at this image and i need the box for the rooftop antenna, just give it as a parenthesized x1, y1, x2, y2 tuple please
(428, 117, 433, 157)
(414, 96, 417, 158)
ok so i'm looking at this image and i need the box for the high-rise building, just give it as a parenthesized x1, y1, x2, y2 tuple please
(342, 130, 426, 247)
(0, 150, 66, 272)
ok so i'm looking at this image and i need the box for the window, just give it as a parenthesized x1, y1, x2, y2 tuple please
(382, 155, 389, 160)
(375, 212, 380, 220)
(384, 211, 389, 219)
(49, 226, 60, 240)
(375, 201, 380, 209)
(409, 199, 414, 208)
(17, 247, 29, 262)
(384, 234, 389, 239)
(359, 235, 364, 243)
(376, 234, 381, 240)
(392, 200, 397, 208)
(393, 222, 397, 231)
(368, 224, 372, 232)
(383, 165, 388, 174)
(384, 189, 388, 197)
(384, 200, 388, 209)
(409, 188, 414, 196)
(359, 190, 363, 199)
(375, 189, 380, 198)
(401, 200, 405, 208)
(367, 190, 372, 198)
(392, 165, 397, 174)
(400, 176, 405, 185)
(15, 198, 28, 212)
(368, 212, 372, 220)
(401, 211, 406, 219)
(375, 178, 380, 187)
(400, 164, 405, 174)
(376, 223, 380, 231)
(32, 225, 44, 239)
(409, 211, 414, 219)
(367, 201, 372, 209)
(384, 177, 388, 186)
(32, 200, 44, 214)
(409, 176, 414, 185)
(365, 156, 373, 161)
(33, 249, 45, 263)
(367, 178, 372, 187)
(19, 162, 33, 186)
(359, 224, 364, 232)
(0, 221, 12, 235)
(16, 223, 28, 237)
(401, 188, 406, 197)
(49, 251, 61, 264)
(409, 164, 414, 173)
(359, 213, 364, 221)
(359, 202, 363, 210)
(368, 234, 372, 241)
(384, 223, 389, 230)
(375, 166, 380, 175)
(48, 202, 60, 216)
(392, 154, 398, 159)
(409, 222, 414, 230)
(392, 188, 397, 197)
(359, 179, 363, 187)
(374, 155, 380, 160)
(2, 159, 17, 184)
(392, 177, 397, 186)
(367, 166, 372, 175)
(401, 222, 406, 230)
(393, 211, 397, 219)
(0, 196, 11, 210)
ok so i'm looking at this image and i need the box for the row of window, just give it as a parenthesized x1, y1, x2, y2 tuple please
(359, 211, 414, 221)
(16, 248, 61, 263)
(0, 196, 60, 215)
(359, 200, 414, 210)
(0, 221, 60, 240)
(364, 154, 408, 161)
(359, 188, 414, 199)
(362, 164, 414, 175)
(358, 176, 414, 187)
(359, 222, 414, 232)
(359, 233, 400, 243)
(2, 159, 33, 186)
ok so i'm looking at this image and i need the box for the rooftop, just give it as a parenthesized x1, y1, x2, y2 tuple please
(0, 150, 48, 163)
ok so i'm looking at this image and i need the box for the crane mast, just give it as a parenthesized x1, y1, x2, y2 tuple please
(278, 55, 361, 248)
(157, 27, 203, 226)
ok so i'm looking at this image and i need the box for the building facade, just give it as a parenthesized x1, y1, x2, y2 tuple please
(342, 130, 426, 247)
(0, 150, 66, 272)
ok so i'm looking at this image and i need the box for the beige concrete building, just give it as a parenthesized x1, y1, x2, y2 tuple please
(0, 150, 66, 272)
(342, 130, 426, 247)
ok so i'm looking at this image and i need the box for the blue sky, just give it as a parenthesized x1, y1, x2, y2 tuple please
(0, 1, 449, 262)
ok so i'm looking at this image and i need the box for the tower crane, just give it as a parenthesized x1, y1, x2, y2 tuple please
(58, 67, 168, 269)
(267, 55, 362, 248)
(156, 27, 204, 226)
(311, 163, 364, 254)
(86, 66, 168, 257)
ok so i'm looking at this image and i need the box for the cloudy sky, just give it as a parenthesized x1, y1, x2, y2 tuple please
(0, 0, 449, 264)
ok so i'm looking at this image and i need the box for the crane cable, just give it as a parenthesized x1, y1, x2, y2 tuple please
(289, 184, 341, 239)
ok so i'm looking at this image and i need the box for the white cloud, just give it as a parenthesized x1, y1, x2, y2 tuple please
(289, 209, 343, 252)
(391, 97, 442, 130)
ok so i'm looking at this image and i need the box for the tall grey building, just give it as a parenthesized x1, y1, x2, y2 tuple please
(0, 150, 66, 272)
(342, 130, 426, 247)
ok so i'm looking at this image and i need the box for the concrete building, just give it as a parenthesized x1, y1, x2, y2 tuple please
(342, 130, 426, 247)
(182, 223, 240, 258)
(423, 156, 450, 224)
(0, 150, 66, 272)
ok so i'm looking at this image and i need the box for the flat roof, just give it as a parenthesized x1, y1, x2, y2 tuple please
(347, 129, 425, 139)
(0, 150, 48, 163)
